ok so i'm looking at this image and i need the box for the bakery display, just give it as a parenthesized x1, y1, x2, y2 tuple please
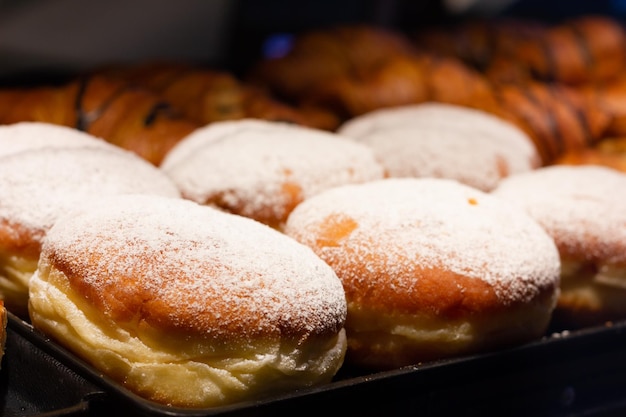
(160, 119, 384, 229)
(337, 102, 540, 191)
(28, 194, 348, 408)
(284, 178, 561, 370)
(492, 165, 626, 329)
(0, 147, 181, 316)
(1, 6, 626, 414)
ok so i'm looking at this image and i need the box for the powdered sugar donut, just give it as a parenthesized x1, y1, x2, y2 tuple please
(160, 119, 384, 229)
(492, 165, 626, 328)
(337, 102, 540, 191)
(0, 122, 116, 158)
(284, 178, 560, 370)
(0, 147, 181, 316)
(29, 194, 347, 408)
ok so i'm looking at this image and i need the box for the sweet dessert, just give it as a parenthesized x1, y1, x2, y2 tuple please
(160, 119, 385, 229)
(284, 178, 561, 369)
(28, 194, 347, 408)
(492, 165, 626, 328)
(0, 147, 181, 316)
(0, 121, 116, 158)
(337, 103, 540, 191)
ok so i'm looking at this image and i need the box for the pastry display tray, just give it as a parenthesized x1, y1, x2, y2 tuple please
(3, 312, 626, 417)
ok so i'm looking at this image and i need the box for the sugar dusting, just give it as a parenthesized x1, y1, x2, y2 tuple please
(0, 147, 180, 241)
(160, 119, 384, 223)
(0, 121, 115, 158)
(284, 178, 561, 304)
(492, 165, 626, 264)
(41, 195, 347, 338)
(337, 103, 539, 191)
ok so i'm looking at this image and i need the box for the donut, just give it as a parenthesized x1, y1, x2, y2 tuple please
(28, 194, 347, 408)
(0, 121, 116, 158)
(337, 102, 540, 191)
(284, 178, 560, 370)
(159, 119, 384, 229)
(492, 165, 626, 328)
(0, 147, 181, 316)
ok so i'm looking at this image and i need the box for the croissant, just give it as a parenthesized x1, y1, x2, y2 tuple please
(248, 24, 418, 103)
(97, 62, 331, 128)
(576, 74, 626, 137)
(554, 137, 626, 172)
(0, 75, 199, 165)
(487, 81, 612, 164)
(414, 18, 547, 75)
(416, 16, 626, 86)
(303, 52, 500, 120)
(514, 15, 626, 85)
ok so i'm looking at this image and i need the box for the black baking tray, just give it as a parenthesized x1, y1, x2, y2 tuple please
(4, 312, 626, 417)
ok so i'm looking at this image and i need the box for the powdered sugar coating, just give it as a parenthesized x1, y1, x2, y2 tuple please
(285, 178, 560, 305)
(337, 103, 540, 191)
(0, 147, 181, 247)
(40, 194, 347, 339)
(160, 119, 384, 227)
(0, 122, 116, 158)
(492, 165, 626, 265)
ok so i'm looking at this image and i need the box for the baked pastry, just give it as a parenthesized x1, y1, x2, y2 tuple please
(492, 165, 626, 329)
(487, 81, 612, 165)
(578, 74, 626, 137)
(554, 147, 626, 173)
(0, 147, 181, 316)
(28, 194, 347, 408)
(0, 75, 200, 165)
(249, 24, 418, 103)
(160, 119, 384, 229)
(98, 62, 328, 129)
(284, 178, 561, 370)
(337, 103, 540, 191)
(0, 121, 116, 158)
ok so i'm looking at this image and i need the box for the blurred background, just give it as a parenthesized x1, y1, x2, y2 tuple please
(1, 0, 626, 79)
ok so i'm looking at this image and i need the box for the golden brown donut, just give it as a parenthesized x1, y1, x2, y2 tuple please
(492, 165, 626, 329)
(160, 119, 385, 230)
(284, 178, 560, 370)
(28, 194, 347, 408)
(338, 103, 540, 191)
(0, 147, 181, 316)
